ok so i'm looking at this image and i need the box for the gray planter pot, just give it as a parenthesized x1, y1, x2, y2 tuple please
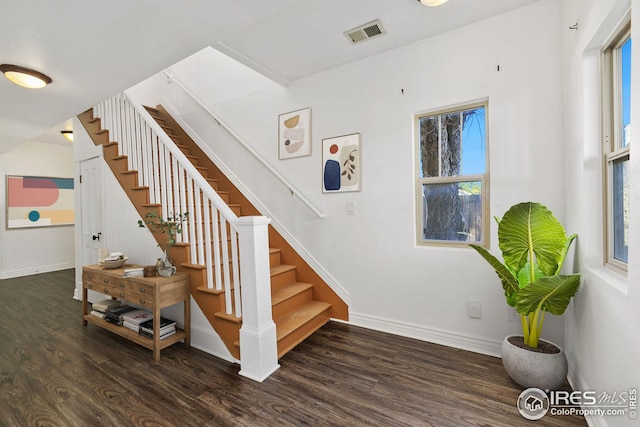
(501, 335, 568, 390)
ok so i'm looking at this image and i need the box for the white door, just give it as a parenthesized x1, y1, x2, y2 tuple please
(80, 157, 104, 266)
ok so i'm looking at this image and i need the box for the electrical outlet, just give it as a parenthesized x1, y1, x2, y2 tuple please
(467, 300, 482, 319)
(508, 307, 520, 322)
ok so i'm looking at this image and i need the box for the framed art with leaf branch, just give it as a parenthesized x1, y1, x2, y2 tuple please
(322, 133, 361, 193)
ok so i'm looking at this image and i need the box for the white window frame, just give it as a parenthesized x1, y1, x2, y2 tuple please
(602, 22, 631, 274)
(414, 100, 490, 248)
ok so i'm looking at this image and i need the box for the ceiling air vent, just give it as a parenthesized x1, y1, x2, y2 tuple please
(344, 19, 386, 45)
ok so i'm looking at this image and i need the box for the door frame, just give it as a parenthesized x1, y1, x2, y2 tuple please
(73, 146, 104, 300)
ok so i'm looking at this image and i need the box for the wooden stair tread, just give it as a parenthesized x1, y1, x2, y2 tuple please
(214, 310, 241, 323)
(271, 264, 296, 277)
(197, 286, 225, 296)
(182, 263, 206, 270)
(272, 282, 312, 306)
(275, 301, 331, 340)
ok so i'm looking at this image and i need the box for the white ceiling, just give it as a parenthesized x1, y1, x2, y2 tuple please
(0, 0, 538, 153)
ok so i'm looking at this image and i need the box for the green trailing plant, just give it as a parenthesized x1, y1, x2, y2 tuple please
(137, 211, 188, 251)
(469, 202, 580, 349)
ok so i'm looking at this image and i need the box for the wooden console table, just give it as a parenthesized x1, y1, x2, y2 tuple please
(82, 264, 190, 361)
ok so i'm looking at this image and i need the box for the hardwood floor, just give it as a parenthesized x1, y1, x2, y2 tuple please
(0, 269, 587, 427)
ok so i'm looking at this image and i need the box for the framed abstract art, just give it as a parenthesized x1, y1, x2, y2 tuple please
(6, 175, 75, 229)
(278, 107, 312, 159)
(322, 133, 361, 193)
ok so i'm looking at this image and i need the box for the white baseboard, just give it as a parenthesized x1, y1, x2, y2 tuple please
(73, 282, 83, 301)
(567, 369, 607, 427)
(0, 262, 75, 280)
(347, 312, 503, 358)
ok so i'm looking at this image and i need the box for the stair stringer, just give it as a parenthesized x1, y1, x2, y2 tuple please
(159, 100, 351, 315)
(77, 110, 159, 223)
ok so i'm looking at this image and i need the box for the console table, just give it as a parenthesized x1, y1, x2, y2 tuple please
(82, 264, 190, 361)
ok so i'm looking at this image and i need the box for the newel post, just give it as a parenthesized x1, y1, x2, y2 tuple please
(236, 216, 280, 382)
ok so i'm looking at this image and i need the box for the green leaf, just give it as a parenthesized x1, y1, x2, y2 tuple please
(516, 262, 544, 289)
(469, 244, 519, 305)
(515, 274, 580, 315)
(498, 202, 567, 277)
(556, 233, 577, 274)
(138, 211, 188, 250)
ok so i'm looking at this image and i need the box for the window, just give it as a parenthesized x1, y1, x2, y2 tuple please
(603, 25, 631, 271)
(415, 102, 489, 246)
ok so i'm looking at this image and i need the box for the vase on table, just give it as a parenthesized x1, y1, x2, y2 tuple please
(156, 249, 176, 277)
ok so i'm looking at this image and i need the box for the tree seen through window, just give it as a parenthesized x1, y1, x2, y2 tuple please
(416, 104, 487, 245)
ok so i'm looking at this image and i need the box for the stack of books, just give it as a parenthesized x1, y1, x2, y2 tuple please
(105, 305, 137, 326)
(139, 317, 177, 340)
(122, 309, 153, 332)
(90, 299, 121, 320)
(123, 267, 144, 277)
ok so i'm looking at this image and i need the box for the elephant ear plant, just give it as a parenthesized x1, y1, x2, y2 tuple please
(469, 202, 580, 349)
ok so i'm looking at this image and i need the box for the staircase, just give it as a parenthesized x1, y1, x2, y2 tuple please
(78, 95, 347, 368)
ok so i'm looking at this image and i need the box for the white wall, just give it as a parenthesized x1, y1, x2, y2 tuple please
(129, 0, 570, 357)
(562, 0, 640, 425)
(0, 140, 75, 278)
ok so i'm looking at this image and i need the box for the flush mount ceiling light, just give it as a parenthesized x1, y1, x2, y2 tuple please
(61, 130, 73, 142)
(0, 64, 52, 89)
(418, 0, 449, 6)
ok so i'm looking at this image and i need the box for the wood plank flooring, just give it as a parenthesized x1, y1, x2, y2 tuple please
(0, 269, 587, 427)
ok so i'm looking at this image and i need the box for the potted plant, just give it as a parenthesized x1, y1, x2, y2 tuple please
(469, 202, 580, 390)
(138, 211, 188, 276)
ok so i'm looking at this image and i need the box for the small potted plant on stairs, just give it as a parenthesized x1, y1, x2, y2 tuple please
(470, 202, 580, 390)
(138, 211, 188, 277)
